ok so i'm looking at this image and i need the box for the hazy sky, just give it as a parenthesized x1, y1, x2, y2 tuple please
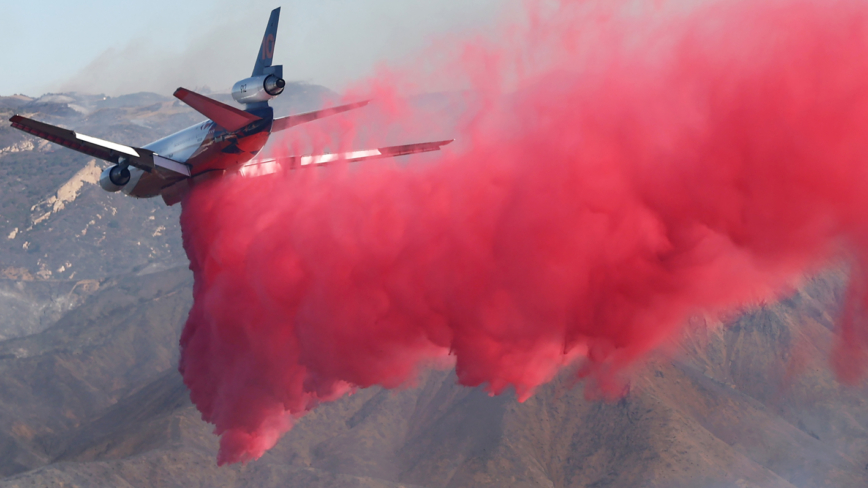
(0, 0, 515, 97)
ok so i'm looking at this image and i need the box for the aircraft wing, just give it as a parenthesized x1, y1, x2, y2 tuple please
(8, 115, 190, 176)
(10, 115, 141, 162)
(159, 139, 453, 205)
(238, 139, 454, 177)
(271, 100, 371, 133)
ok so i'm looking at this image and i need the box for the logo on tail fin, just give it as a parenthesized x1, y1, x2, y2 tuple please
(262, 34, 275, 61)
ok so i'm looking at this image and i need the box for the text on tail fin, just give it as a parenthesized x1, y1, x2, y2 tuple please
(252, 7, 281, 77)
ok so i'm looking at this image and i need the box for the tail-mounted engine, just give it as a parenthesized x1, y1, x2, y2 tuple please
(232, 66, 285, 105)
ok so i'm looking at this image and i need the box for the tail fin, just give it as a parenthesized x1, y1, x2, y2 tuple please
(252, 7, 281, 77)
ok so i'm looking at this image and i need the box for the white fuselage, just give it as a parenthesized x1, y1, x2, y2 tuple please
(122, 121, 216, 196)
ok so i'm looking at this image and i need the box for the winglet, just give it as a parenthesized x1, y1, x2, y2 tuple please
(252, 8, 281, 77)
(173, 88, 261, 132)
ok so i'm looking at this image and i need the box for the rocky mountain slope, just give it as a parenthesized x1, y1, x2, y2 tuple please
(0, 89, 866, 487)
(0, 86, 334, 339)
(0, 85, 336, 284)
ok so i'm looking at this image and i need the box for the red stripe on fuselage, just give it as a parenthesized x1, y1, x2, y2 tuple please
(186, 126, 270, 175)
(125, 119, 271, 199)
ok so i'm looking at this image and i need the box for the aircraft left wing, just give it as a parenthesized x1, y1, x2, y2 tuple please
(8, 115, 190, 176)
(10, 115, 140, 162)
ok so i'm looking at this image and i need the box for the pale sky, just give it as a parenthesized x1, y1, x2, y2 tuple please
(0, 0, 515, 97)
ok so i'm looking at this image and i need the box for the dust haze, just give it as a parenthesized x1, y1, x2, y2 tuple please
(54, 0, 520, 97)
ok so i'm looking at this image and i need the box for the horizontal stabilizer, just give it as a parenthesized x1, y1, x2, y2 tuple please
(271, 100, 371, 132)
(174, 88, 261, 132)
(239, 139, 453, 177)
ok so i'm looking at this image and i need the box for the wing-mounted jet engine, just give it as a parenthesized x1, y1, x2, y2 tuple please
(100, 164, 131, 192)
(7, 7, 453, 207)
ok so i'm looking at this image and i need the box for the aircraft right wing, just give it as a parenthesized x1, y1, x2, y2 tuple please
(159, 139, 453, 205)
(238, 139, 454, 177)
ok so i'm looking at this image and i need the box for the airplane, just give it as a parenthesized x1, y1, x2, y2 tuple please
(7, 7, 452, 206)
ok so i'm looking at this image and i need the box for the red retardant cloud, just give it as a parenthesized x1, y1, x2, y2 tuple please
(178, 0, 868, 464)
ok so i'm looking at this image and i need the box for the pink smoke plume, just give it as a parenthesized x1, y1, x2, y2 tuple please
(179, 0, 868, 464)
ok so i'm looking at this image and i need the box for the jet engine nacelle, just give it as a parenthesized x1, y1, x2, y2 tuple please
(99, 165, 131, 192)
(231, 74, 286, 104)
